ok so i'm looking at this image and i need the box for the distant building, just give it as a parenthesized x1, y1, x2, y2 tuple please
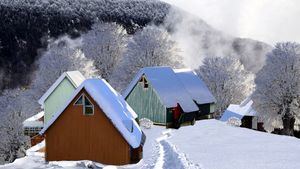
(40, 79, 145, 165)
(23, 71, 85, 146)
(23, 111, 44, 146)
(123, 66, 216, 128)
(38, 71, 85, 124)
(220, 98, 263, 130)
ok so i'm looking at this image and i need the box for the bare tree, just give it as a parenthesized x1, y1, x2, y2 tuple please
(253, 42, 300, 135)
(81, 22, 127, 80)
(197, 56, 254, 118)
(110, 25, 183, 91)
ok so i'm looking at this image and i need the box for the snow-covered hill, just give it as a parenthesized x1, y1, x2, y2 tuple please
(0, 0, 271, 89)
(2, 120, 300, 169)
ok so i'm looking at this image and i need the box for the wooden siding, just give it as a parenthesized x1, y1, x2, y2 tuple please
(30, 135, 44, 146)
(44, 77, 76, 124)
(126, 80, 166, 124)
(45, 89, 131, 165)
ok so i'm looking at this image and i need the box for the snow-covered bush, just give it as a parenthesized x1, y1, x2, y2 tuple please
(0, 89, 30, 164)
(226, 117, 242, 127)
(197, 56, 254, 119)
(139, 118, 153, 129)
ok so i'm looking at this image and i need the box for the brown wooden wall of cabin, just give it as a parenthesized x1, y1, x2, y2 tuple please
(45, 89, 131, 165)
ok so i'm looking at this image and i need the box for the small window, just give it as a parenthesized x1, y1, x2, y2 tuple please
(74, 94, 94, 115)
(83, 96, 94, 116)
(143, 78, 148, 89)
(139, 77, 143, 82)
(139, 75, 149, 89)
(74, 95, 83, 105)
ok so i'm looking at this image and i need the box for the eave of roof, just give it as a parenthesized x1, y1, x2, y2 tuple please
(38, 71, 85, 105)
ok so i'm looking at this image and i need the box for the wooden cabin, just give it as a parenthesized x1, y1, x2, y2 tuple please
(23, 71, 85, 146)
(220, 98, 261, 130)
(123, 67, 216, 128)
(40, 79, 144, 165)
(23, 111, 45, 146)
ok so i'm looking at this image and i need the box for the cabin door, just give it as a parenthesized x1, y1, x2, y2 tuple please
(241, 116, 253, 129)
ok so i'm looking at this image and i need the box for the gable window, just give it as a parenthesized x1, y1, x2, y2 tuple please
(84, 96, 94, 115)
(74, 95, 83, 105)
(139, 75, 148, 89)
(74, 94, 94, 115)
(143, 78, 148, 89)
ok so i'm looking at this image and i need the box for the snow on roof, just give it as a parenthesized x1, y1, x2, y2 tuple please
(38, 71, 85, 105)
(40, 79, 142, 148)
(220, 98, 257, 122)
(174, 69, 216, 104)
(23, 111, 44, 128)
(26, 140, 45, 157)
(123, 66, 199, 113)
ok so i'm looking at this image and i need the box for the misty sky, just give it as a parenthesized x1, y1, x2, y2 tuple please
(162, 0, 300, 45)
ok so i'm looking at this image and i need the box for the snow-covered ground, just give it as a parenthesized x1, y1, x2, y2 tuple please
(167, 120, 300, 169)
(1, 120, 300, 169)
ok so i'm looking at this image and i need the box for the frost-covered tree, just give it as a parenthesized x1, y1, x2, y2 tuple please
(0, 89, 29, 164)
(31, 36, 98, 97)
(81, 22, 127, 80)
(197, 56, 254, 118)
(111, 25, 182, 91)
(253, 42, 300, 135)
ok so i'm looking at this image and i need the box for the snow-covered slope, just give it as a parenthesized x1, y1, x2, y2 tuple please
(167, 120, 300, 169)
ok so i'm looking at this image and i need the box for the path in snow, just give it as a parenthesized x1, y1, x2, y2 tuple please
(154, 130, 201, 169)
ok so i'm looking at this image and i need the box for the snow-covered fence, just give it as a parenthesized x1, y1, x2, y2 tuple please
(139, 118, 153, 129)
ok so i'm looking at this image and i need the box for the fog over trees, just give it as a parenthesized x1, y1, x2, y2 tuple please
(0, 0, 170, 89)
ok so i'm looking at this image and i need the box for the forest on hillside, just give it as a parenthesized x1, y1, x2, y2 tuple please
(0, 0, 170, 89)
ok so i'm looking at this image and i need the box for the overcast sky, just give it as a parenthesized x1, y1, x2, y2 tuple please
(162, 0, 300, 45)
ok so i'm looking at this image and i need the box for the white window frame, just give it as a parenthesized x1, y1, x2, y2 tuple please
(73, 93, 94, 116)
(83, 95, 94, 116)
(74, 94, 84, 106)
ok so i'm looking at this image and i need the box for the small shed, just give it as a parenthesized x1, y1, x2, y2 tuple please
(38, 71, 85, 124)
(40, 79, 144, 165)
(23, 111, 45, 146)
(220, 98, 259, 129)
(123, 66, 216, 128)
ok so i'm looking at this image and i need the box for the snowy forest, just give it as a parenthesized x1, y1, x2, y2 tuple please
(0, 0, 300, 166)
